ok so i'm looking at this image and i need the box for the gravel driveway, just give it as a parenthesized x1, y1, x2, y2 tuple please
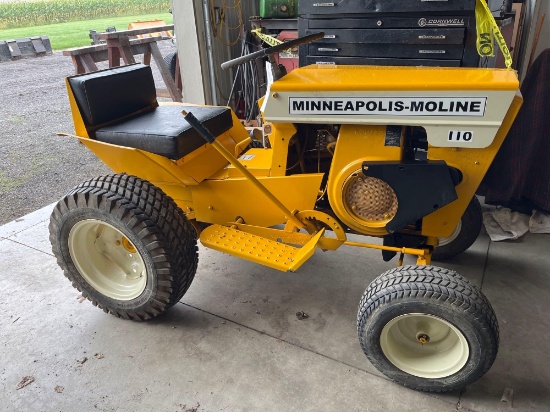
(0, 40, 177, 225)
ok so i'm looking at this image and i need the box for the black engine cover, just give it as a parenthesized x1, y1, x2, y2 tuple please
(362, 160, 459, 233)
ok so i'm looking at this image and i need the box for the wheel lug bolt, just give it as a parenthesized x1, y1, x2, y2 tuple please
(417, 333, 430, 344)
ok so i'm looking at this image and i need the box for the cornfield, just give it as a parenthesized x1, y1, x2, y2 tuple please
(0, 0, 171, 30)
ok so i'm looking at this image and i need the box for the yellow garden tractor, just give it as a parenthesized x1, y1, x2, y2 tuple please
(49, 33, 522, 392)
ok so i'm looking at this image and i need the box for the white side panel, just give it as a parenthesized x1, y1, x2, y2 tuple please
(263, 89, 516, 148)
(172, 0, 207, 104)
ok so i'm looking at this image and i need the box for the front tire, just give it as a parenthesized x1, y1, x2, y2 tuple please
(49, 174, 198, 320)
(357, 265, 498, 392)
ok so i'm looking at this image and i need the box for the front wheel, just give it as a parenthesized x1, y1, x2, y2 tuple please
(49, 174, 198, 320)
(357, 265, 498, 392)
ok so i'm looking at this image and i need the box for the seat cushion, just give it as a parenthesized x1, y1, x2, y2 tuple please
(94, 105, 233, 160)
(68, 64, 157, 126)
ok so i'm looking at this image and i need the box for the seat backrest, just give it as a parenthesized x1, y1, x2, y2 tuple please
(68, 63, 157, 127)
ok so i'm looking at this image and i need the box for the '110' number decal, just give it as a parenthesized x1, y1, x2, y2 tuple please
(448, 130, 474, 142)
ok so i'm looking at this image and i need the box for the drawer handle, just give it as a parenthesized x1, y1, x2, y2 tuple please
(421, 0, 450, 2)
(419, 49, 447, 54)
(312, 2, 335, 6)
(324, 35, 336, 39)
(318, 47, 339, 52)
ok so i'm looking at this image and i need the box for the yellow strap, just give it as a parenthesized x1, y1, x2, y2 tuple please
(252, 29, 295, 54)
(252, 29, 283, 47)
(475, 0, 513, 69)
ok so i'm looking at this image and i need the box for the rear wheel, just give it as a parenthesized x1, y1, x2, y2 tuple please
(163, 52, 177, 80)
(358, 265, 498, 392)
(49, 174, 198, 320)
(433, 196, 483, 261)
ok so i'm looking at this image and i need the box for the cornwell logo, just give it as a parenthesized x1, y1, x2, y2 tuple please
(289, 97, 487, 117)
(418, 35, 446, 40)
(418, 17, 465, 27)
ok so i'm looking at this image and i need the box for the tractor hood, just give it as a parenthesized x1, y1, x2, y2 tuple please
(262, 65, 520, 148)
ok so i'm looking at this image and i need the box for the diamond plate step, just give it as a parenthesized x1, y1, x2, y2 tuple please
(200, 224, 323, 272)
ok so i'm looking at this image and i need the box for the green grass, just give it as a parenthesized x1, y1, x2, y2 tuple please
(0, 12, 172, 50)
(0, 0, 170, 29)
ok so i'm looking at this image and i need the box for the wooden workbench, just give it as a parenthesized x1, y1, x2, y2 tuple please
(63, 25, 182, 102)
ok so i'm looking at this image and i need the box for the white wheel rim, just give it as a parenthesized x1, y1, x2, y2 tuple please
(68, 219, 147, 300)
(438, 220, 462, 247)
(380, 313, 469, 378)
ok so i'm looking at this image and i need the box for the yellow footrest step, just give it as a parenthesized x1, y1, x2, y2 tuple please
(200, 224, 324, 272)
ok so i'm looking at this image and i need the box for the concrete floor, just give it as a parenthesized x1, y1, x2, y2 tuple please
(1, 204, 549, 412)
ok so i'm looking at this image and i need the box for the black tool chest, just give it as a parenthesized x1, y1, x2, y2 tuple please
(298, 0, 479, 67)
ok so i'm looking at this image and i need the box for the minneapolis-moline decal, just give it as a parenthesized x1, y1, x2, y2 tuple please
(288, 97, 487, 117)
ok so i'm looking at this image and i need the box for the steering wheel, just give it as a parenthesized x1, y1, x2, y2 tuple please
(221, 32, 325, 70)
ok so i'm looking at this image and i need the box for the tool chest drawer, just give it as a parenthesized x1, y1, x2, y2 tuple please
(304, 56, 462, 67)
(299, 0, 475, 16)
(307, 28, 465, 45)
(304, 16, 471, 30)
(308, 42, 465, 59)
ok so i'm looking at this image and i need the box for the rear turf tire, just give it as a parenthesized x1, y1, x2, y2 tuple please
(357, 265, 499, 392)
(163, 52, 177, 80)
(49, 174, 198, 320)
(433, 196, 483, 261)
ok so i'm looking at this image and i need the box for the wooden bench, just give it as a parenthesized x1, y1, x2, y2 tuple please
(63, 25, 182, 102)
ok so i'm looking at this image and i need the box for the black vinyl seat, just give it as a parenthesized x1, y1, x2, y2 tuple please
(95, 105, 232, 160)
(68, 63, 233, 160)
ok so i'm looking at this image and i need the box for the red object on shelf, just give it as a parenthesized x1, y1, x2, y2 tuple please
(275, 31, 299, 74)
